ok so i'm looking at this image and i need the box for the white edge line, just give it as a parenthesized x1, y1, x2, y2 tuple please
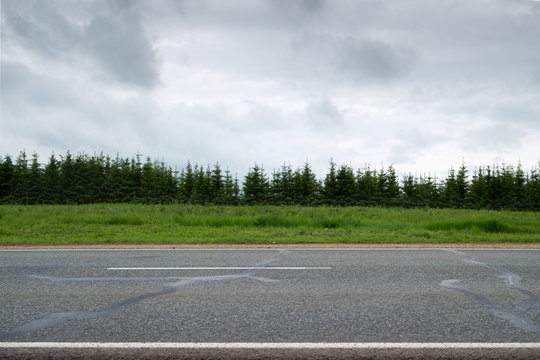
(1, 342, 540, 349)
(2, 248, 539, 252)
(107, 267, 332, 270)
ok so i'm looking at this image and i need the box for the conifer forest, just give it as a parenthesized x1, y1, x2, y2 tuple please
(0, 151, 538, 210)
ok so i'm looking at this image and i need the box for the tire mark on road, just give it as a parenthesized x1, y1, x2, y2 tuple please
(0, 250, 289, 341)
(441, 250, 540, 336)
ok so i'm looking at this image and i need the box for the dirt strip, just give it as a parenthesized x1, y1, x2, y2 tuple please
(1, 243, 539, 250)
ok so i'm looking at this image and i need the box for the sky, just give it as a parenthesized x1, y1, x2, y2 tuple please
(1, 0, 539, 179)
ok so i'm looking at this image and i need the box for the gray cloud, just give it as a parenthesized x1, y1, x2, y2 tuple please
(463, 123, 527, 151)
(305, 97, 344, 129)
(387, 129, 445, 164)
(0, 61, 77, 113)
(83, 1, 160, 88)
(289, 32, 416, 84)
(490, 105, 540, 127)
(1, 0, 159, 89)
(1, 0, 80, 57)
(267, 0, 325, 25)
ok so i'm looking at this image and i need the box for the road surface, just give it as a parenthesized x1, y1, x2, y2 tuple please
(1, 248, 539, 359)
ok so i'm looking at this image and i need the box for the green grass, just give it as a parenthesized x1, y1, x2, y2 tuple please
(0, 204, 539, 245)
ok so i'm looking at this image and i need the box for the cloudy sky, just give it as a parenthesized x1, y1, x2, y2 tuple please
(1, 0, 539, 179)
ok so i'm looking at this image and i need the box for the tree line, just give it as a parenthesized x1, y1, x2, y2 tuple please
(0, 151, 538, 210)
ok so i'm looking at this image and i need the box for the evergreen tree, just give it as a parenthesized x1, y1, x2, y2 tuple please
(297, 162, 320, 205)
(191, 165, 211, 204)
(374, 168, 387, 206)
(485, 166, 503, 209)
(515, 162, 526, 210)
(11, 151, 30, 204)
(401, 174, 417, 208)
(335, 164, 355, 205)
(27, 153, 43, 204)
(0, 155, 15, 203)
(270, 169, 283, 205)
(101, 155, 115, 202)
(416, 175, 440, 208)
(444, 168, 458, 208)
(148, 159, 170, 203)
(73, 153, 91, 204)
(243, 164, 269, 205)
(270, 164, 293, 204)
(456, 162, 469, 208)
(222, 169, 240, 205)
(41, 154, 61, 204)
(59, 151, 77, 203)
(178, 162, 195, 203)
(469, 167, 488, 209)
(356, 166, 377, 206)
(524, 164, 540, 211)
(384, 165, 400, 206)
(126, 155, 142, 202)
(498, 164, 514, 209)
(323, 160, 338, 205)
(141, 157, 156, 203)
(211, 163, 224, 204)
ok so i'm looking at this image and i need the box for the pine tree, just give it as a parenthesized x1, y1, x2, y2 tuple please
(280, 164, 295, 204)
(416, 174, 440, 208)
(178, 162, 195, 203)
(126, 155, 142, 202)
(141, 157, 156, 203)
(0, 155, 14, 203)
(12, 151, 30, 204)
(486, 166, 503, 209)
(27, 152, 43, 204)
(191, 165, 211, 204)
(335, 164, 355, 205)
(211, 163, 224, 204)
(323, 160, 338, 205)
(42, 154, 61, 204)
(401, 174, 417, 208)
(243, 164, 269, 205)
(384, 165, 400, 206)
(298, 162, 320, 205)
(444, 168, 458, 208)
(515, 162, 526, 210)
(59, 151, 78, 203)
(469, 167, 488, 209)
(222, 168, 240, 205)
(499, 163, 518, 210)
(356, 166, 377, 206)
(524, 164, 540, 211)
(73, 153, 90, 204)
(456, 162, 469, 208)
(270, 164, 295, 205)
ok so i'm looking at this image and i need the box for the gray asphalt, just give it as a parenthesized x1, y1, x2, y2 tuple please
(1, 248, 539, 359)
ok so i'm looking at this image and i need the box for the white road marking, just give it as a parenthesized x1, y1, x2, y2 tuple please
(1, 342, 540, 349)
(107, 267, 332, 270)
(3, 249, 540, 252)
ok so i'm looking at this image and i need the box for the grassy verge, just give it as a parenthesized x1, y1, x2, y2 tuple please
(0, 204, 539, 245)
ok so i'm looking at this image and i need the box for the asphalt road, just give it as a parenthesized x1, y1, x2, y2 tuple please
(1, 248, 539, 359)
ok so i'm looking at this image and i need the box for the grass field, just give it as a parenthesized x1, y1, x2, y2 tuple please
(1, 204, 539, 245)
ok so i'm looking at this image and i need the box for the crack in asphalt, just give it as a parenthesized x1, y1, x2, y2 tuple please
(441, 249, 540, 336)
(0, 250, 290, 341)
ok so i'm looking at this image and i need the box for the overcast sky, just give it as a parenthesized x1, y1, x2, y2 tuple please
(2, 0, 539, 179)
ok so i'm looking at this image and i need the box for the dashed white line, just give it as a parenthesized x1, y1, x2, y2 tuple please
(1, 342, 539, 349)
(107, 267, 332, 270)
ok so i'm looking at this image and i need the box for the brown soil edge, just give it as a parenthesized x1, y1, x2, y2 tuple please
(1, 243, 539, 250)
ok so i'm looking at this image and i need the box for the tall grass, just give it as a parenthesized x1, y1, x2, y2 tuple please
(0, 204, 538, 245)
